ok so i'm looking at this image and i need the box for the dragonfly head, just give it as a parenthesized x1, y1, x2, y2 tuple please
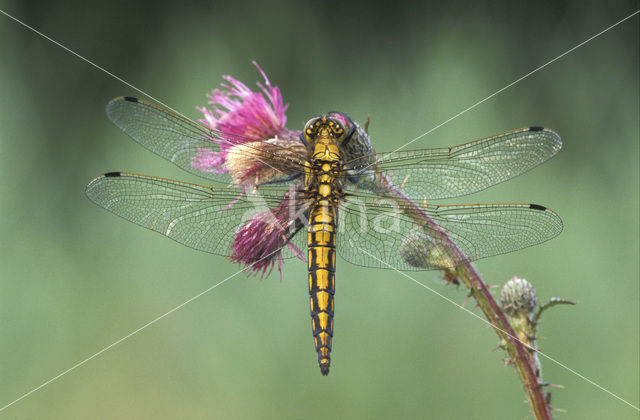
(303, 115, 346, 146)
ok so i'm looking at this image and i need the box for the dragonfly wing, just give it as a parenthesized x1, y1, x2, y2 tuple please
(106, 97, 307, 184)
(336, 195, 562, 270)
(346, 127, 562, 200)
(85, 172, 307, 259)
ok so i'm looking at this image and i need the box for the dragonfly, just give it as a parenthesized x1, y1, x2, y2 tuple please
(86, 96, 563, 376)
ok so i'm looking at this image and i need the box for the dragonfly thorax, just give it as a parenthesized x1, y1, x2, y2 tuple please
(304, 158, 345, 198)
(302, 117, 346, 200)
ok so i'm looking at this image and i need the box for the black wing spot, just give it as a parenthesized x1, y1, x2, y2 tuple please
(529, 203, 547, 211)
(104, 172, 122, 177)
(529, 126, 544, 132)
(123, 96, 139, 103)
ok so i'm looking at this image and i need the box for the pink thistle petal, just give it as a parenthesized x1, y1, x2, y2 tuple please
(330, 113, 349, 126)
(191, 147, 226, 173)
(229, 187, 306, 278)
(193, 62, 299, 177)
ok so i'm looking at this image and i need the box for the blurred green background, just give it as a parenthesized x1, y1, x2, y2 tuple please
(1, 1, 638, 418)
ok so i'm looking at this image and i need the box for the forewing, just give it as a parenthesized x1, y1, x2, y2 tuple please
(106, 97, 306, 184)
(85, 172, 305, 258)
(346, 127, 562, 200)
(336, 195, 562, 270)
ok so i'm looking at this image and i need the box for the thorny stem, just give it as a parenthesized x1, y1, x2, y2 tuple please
(382, 180, 552, 419)
(456, 265, 552, 419)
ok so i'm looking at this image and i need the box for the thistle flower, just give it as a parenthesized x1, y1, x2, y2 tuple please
(230, 186, 306, 278)
(192, 61, 301, 178)
(191, 63, 308, 276)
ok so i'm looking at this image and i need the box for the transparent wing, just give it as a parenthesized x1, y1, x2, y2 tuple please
(85, 171, 308, 258)
(106, 97, 307, 184)
(336, 194, 562, 271)
(345, 127, 562, 200)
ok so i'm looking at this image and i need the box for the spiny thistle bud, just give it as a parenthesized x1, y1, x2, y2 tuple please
(400, 231, 431, 268)
(400, 231, 455, 269)
(501, 277, 537, 318)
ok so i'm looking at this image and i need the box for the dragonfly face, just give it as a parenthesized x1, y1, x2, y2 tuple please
(86, 96, 563, 376)
(304, 115, 346, 144)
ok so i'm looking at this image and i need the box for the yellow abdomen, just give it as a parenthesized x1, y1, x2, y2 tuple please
(308, 198, 337, 375)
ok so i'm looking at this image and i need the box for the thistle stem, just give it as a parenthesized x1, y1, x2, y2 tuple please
(456, 264, 552, 419)
(383, 180, 552, 419)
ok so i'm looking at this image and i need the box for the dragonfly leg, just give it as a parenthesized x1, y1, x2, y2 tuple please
(299, 132, 310, 148)
(261, 172, 302, 185)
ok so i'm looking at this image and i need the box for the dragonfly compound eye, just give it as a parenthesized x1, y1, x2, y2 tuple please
(304, 117, 322, 143)
(303, 116, 346, 142)
(327, 117, 345, 139)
